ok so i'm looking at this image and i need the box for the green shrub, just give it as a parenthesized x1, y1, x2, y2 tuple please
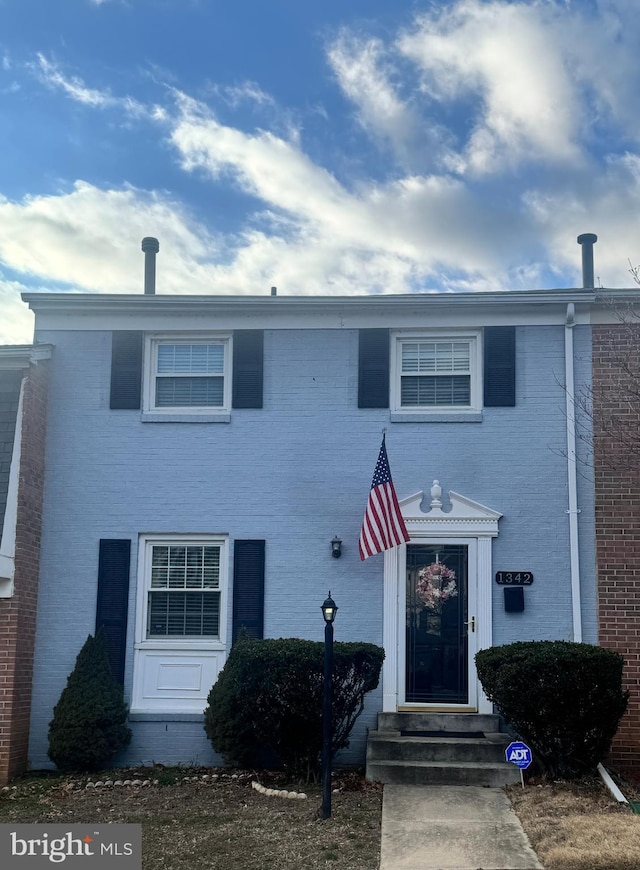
(48, 630, 132, 772)
(204, 637, 384, 780)
(476, 641, 628, 779)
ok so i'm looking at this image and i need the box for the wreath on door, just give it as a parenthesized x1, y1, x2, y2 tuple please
(416, 561, 458, 612)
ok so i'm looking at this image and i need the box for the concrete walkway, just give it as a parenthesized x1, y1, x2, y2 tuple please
(379, 784, 543, 870)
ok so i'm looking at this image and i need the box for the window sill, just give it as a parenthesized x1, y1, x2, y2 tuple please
(129, 711, 205, 722)
(141, 413, 231, 423)
(390, 411, 483, 423)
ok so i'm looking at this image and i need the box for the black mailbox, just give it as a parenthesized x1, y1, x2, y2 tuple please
(504, 586, 525, 613)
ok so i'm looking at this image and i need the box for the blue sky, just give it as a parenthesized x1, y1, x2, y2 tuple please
(2, 0, 640, 342)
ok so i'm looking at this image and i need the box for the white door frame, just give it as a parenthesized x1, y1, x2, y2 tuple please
(382, 483, 501, 714)
(399, 537, 478, 709)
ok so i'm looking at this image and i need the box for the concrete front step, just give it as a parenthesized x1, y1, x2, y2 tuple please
(367, 758, 521, 787)
(377, 712, 502, 734)
(366, 712, 518, 787)
(367, 733, 509, 764)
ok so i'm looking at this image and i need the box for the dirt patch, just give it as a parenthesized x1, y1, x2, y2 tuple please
(508, 776, 640, 870)
(0, 768, 382, 870)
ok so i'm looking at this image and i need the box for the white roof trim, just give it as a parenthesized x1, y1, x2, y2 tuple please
(22, 289, 598, 315)
(0, 344, 53, 370)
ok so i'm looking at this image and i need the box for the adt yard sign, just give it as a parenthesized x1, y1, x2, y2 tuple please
(505, 741, 532, 769)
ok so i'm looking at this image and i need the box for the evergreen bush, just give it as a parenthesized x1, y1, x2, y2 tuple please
(48, 630, 132, 772)
(204, 636, 384, 780)
(475, 640, 628, 779)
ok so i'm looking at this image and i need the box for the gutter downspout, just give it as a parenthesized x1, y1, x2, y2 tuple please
(565, 302, 582, 642)
(597, 763, 628, 805)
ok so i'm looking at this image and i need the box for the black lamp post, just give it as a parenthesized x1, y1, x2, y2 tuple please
(321, 592, 338, 819)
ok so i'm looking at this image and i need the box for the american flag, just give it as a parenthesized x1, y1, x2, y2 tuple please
(359, 435, 410, 560)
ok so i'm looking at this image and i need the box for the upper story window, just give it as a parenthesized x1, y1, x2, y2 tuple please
(391, 332, 482, 413)
(143, 335, 231, 415)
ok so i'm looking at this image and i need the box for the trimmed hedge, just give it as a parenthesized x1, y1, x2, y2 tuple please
(204, 637, 384, 780)
(48, 630, 131, 772)
(476, 640, 628, 779)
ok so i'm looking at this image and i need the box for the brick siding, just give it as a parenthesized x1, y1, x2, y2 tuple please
(0, 359, 48, 784)
(593, 324, 640, 776)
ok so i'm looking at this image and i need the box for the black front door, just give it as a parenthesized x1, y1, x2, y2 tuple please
(405, 544, 469, 705)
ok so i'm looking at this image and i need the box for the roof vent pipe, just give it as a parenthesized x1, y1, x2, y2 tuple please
(577, 233, 597, 289)
(141, 237, 159, 295)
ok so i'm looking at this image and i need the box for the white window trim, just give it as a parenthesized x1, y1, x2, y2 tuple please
(142, 333, 232, 417)
(134, 534, 229, 651)
(390, 330, 483, 414)
(132, 534, 229, 713)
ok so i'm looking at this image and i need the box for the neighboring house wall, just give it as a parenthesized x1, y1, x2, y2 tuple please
(592, 323, 640, 775)
(25, 311, 597, 770)
(0, 353, 49, 784)
(0, 371, 22, 536)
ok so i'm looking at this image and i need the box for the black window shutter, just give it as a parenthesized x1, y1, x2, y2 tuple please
(96, 539, 131, 684)
(110, 332, 143, 409)
(484, 326, 516, 407)
(232, 330, 264, 409)
(358, 329, 390, 408)
(232, 540, 265, 644)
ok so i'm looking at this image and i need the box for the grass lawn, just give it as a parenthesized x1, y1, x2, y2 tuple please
(0, 768, 382, 870)
(5, 765, 640, 869)
(509, 774, 640, 870)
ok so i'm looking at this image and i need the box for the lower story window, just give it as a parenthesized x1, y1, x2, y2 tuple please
(147, 544, 221, 638)
(133, 535, 228, 713)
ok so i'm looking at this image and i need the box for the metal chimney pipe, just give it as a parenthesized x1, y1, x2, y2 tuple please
(141, 237, 159, 295)
(577, 233, 597, 289)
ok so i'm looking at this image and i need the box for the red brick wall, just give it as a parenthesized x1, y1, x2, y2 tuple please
(0, 359, 48, 784)
(593, 324, 640, 775)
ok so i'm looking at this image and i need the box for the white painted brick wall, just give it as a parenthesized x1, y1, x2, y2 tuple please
(27, 324, 596, 769)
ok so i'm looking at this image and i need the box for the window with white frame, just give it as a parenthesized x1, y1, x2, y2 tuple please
(132, 535, 228, 712)
(144, 336, 231, 413)
(392, 332, 481, 412)
(146, 542, 222, 638)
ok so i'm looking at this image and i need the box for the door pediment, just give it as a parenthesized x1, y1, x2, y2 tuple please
(400, 483, 501, 538)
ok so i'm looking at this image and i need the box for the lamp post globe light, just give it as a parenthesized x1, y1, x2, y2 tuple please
(321, 592, 338, 819)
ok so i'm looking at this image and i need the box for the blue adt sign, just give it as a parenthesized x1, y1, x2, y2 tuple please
(505, 741, 532, 769)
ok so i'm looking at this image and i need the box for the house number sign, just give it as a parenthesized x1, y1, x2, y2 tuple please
(495, 572, 534, 585)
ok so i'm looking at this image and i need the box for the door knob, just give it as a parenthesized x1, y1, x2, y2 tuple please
(464, 616, 476, 633)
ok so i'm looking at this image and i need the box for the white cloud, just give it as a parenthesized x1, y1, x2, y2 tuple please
(398, 0, 581, 173)
(0, 277, 34, 344)
(3, 1, 640, 305)
(0, 183, 225, 295)
(32, 54, 152, 119)
(327, 33, 423, 166)
(168, 93, 532, 283)
(560, 0, 640, 144)
(0, 163, 527, 303)
(524, 153, 640, 287)
(218, 81, 276, 109)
